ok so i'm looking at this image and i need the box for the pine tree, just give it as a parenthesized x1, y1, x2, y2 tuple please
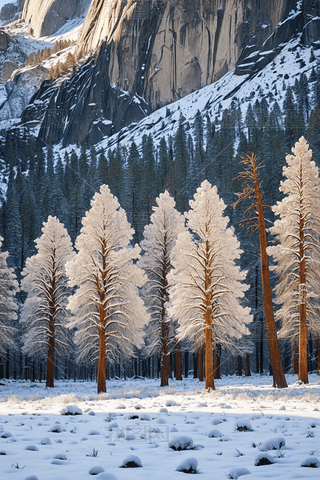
(66, 185, 148, 393)
(268, 137, 320, 384)
(0, 237, 19, 358)
(139, 191, 185, 386)
(169, 180, 252, 389)
(234, 153, 288, 388)
(20, 216, 74, 388)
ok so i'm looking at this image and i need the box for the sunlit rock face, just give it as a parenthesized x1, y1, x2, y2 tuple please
(21, 0, 320, 146)
(21, 0, 90, 37)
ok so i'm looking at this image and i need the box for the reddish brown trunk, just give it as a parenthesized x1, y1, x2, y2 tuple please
(237, 355, 242, 376)
(254, 167, 287, 388)
(160, 238, 169, 387)
(46, 256, 56, 388)
(245, 354, 251, 376)
(204, 240, 214, 390)
(316, 336, 320, 375)
(214, 344, 221, 379)
(198, 345, 204, 381)
(293, 341, 299, 374)
(161, 323, 169, 386)
(176, 342, 182, 380)
(46, 315, 55, 388)
(97, 329, 106, 393)
(299, 195, 308, 384)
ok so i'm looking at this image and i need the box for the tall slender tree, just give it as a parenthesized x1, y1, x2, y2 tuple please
(268, 137, 320, 384)
(139, 191, 185, 386)
(0, 237, 19, 359)
(66, 185, 148, 393)
(20, 216, 74, 387)
(233, 153, 288, 388)
(169, 181, 252, 389)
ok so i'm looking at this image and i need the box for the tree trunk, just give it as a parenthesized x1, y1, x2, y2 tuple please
(245, 354, 251, 376)
(198, 346, 204, 382)
(237, 355, 242, 376)
(46, 316, 55, 388)
(299, 203, 308, 383)
(254, 165, 287, 388)
(184, 351, 189, 378)
(293, 341, 299, 374)
(193, 353, 198, 378)
(97, 328, 106, 393)
(316, 335, 320, 375)
(176, 342, 182, 380)
(214, 344, 221, 379)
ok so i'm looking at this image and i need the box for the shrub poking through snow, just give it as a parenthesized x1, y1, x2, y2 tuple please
(208, 429, 222, 438)
(169, 436, 194, 451)
(89, 466, 105, 475)
(120, 455, 142, 468)
(235, 419, 253, 432)
(175, 457, 198, 474)
(49, 424, 63, 433)
(60, 405, 82, 415)
(301, 456, 320, 468)
(259, 437, 286, 451)
(227, 467, 251, 479)
(254, 452, 276, 466)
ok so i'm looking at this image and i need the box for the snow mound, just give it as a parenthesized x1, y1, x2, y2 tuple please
(254, 452, 276, 466)
(53, 453, 68, 460)
(166, 400, 180, 407)
(212, 417, 226, 425)
(89, 466, 105, 475)
(39, 437, 51, 445)
(88, 430, 100, 435)
(25, 476, 39, 480)
(169, 435, 194, 451)
(60, 404, 83, 415)
(227, 467, 251, 479)
(301, 456, 320, 468)
(120, 455, 142, 468)
(235, 419, 253, 432)
(1, 431, 12, 438)
(25, 444, 39, 451)
(175, 457, 198, 473)
(259, 436, 286, 451)
(208, 429, 222, 438)
(49, 424, 63, 433)
(140, 413, 150, 421)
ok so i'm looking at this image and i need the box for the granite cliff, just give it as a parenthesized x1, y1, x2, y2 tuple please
(19, 0, 320, 145)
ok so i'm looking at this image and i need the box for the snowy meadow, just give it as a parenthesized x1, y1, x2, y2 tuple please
(1, 375, 320, 479)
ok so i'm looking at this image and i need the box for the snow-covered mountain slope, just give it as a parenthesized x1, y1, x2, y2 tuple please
(17, 0, 319, 148)
(97, 35, 317, 152)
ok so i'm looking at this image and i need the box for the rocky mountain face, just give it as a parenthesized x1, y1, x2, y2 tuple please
(19, 0, 320, 146)
(21, 0, 90, 37)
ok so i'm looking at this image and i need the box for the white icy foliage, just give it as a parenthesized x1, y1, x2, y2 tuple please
(20, 216, 74, 358)
(168, 180, 252, 352)
(268, 137, 320, 340)
(0, 236, 19, 356)
(139, 191, 185, 356)
(66, 184, 148, 363)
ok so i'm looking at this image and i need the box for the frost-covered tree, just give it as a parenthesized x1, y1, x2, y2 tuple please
(268, 137, 320, 384)
(20, 216, 74, 388)
(66, 184, 148, 393)
(139, 191, 185, 386)
(168, 180, 252, 390)
(0, 237, 19, 359)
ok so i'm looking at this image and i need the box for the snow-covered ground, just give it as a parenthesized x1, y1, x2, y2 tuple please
(1, 374, 320, 479)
